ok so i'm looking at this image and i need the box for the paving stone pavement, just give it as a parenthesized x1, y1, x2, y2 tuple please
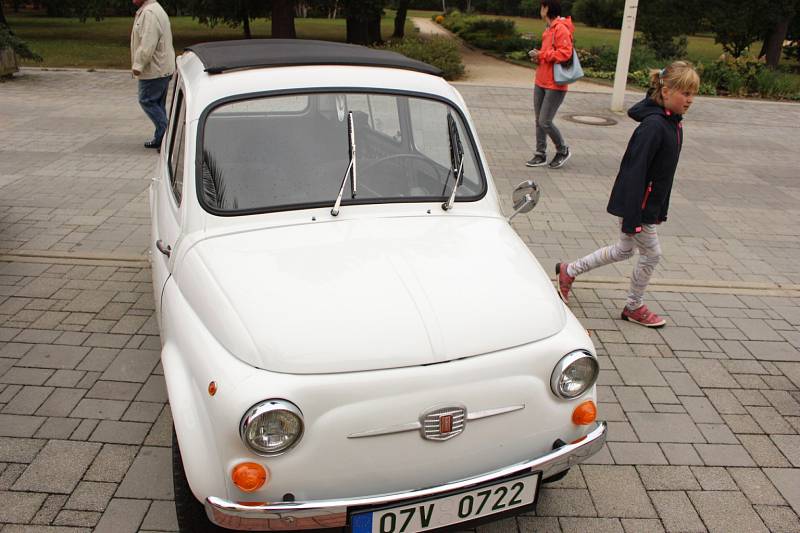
(1, 69, 799, 532)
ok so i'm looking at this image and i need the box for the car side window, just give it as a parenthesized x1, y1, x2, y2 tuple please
(169, 89, 186, 205)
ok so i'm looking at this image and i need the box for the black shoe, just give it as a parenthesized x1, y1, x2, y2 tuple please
(526, 154, 547, 167)
(144, 139, 161, 149)
(549, 149, 571, 169)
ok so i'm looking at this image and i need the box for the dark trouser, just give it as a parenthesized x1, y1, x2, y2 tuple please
(138, 75, 171, 145)
(534, 85, 568, 156)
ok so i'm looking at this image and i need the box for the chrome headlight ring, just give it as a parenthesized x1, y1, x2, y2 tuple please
(550, 350, 599, 400)
(240, 399, 304, 456)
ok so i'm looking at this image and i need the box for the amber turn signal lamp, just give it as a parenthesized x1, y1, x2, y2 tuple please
(232, 462, 268, 492)
(572, 400, 597, 425)
(208, 381, 217, 396)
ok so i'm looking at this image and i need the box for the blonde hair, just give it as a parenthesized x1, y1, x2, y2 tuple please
(648, 60, 700, 106)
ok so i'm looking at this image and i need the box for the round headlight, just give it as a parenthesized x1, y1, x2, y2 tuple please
(240, 400, 304, 456)
(550, 350, 599, 399)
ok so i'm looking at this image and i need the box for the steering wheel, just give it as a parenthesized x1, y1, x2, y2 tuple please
(360, 153, 447, 189)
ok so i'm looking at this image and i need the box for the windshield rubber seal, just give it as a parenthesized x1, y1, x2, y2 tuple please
(194, 87, 489, 217)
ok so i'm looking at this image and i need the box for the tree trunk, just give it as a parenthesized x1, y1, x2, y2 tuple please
(763, 18, 790, 68)
(272, 0, 297, 38)
(368, 14, 382, 44)
(393, 0, 409, 38)
(242, 11, 252, 38)
(346, 16, 369, 44)
(1, 2, 9, 28)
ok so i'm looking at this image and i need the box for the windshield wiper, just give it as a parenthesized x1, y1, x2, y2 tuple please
(442, 113, 464, 211)
(331, 111, 357, 216)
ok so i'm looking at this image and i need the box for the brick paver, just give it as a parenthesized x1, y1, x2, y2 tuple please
(1, 69, 799, 532)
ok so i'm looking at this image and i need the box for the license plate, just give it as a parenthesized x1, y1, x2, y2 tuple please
(350, 473, 539, 533)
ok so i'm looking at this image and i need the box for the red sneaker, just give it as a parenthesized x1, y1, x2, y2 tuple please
(621, 304, 666, 328)
(555, 263, 574, 304)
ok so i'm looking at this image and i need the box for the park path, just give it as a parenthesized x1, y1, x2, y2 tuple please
(412, 16, 615, 93)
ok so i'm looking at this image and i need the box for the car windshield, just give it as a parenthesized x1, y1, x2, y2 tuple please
(198, 92, 485, 213)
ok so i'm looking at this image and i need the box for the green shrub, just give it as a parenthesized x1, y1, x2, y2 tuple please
(442, 12, 530, 54)
(381, 36, 465, 80)
(698, 82, 717, 96)
(577, 45, 617, 70)
(643, 33, 688, 60)
(627, 69, 651, 88)
(754, 68, 780, 98)
(629, 45, 660, 72)
(582, 68, 615, 80)
(0, 27, 43, 62)
(461, 18, 516, 35)
(697, 57, 800, 99)
(506, 50, 530, 61)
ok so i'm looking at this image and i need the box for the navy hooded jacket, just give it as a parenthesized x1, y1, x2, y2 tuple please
(607, 96, 683, 234)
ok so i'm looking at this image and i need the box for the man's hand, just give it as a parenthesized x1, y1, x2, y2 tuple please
(132, 69, 141, 76)
(528, 49, 539, 62)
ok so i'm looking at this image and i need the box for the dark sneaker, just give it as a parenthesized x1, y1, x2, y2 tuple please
(555, 262, 575, 304)
(144, 139, 161, 150)
(526, 154, 548, 167)
(621, 304, 666, 328)
(549, 149, 571, 169)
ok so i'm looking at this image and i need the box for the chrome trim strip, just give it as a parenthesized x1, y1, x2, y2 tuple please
(467, 404, 525, 420)
(347, 421, 421, 439)
(206, 421, 607, 530)
(347, 404, 525, 439)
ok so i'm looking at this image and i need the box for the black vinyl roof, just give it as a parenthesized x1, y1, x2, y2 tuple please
(186, 39, 443, 77)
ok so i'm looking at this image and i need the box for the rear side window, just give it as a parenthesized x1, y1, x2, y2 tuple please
(169, 90, 186, 205)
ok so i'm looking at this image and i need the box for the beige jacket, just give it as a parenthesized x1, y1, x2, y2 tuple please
(130, 0, 175, 80)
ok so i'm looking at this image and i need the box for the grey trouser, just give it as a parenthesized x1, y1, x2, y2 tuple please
(534, 85, 568, 156)
(567, 222, 662, 310)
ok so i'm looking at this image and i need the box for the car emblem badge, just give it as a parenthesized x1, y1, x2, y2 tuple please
(439, 415, 453, 434)
(421, 405, 466, 441)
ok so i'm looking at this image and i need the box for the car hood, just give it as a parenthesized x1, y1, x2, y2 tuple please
(179, 216, 565, 374)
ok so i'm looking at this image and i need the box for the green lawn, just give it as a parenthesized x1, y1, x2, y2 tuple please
(408, 9, 735, 65)
(8, 13, 414, 69)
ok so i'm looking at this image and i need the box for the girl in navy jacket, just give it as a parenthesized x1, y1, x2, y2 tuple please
(555, 61, 700, 327)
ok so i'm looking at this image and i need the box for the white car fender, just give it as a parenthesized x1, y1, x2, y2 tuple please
(161, 277, 229, 501)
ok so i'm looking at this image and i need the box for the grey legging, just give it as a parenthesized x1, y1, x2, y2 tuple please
(566, 222, 662, 310)
(534, 85, 568, 156)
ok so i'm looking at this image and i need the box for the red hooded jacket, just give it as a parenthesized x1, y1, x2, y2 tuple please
(535, 16, 575, 91)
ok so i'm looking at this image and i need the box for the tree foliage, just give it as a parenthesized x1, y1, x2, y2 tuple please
(571, 0, 623, 29)
(636, 0, 699, 59)
(183, 0, 271, 38)
(706, 0, 774, 57)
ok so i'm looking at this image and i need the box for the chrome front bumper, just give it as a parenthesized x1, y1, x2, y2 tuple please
(206, 421, 607, 531)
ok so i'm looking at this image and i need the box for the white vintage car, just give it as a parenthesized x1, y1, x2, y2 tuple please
(150, 39, 606, 533)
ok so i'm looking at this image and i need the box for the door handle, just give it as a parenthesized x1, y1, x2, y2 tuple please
(156, 240, 172, 257)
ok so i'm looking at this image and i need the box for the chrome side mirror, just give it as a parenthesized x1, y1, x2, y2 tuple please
(508, 180, 541, 222)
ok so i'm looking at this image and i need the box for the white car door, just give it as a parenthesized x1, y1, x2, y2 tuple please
(151, 76, 187, 326)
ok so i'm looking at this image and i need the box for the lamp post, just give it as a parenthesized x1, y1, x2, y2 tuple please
(611, 0, 639, 112)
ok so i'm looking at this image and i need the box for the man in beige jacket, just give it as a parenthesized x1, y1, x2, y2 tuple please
(131, 0, 175, 149)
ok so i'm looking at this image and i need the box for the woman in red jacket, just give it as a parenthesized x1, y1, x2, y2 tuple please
(526, 0, 574, 169)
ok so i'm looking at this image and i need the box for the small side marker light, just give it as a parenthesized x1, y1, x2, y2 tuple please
(208, 381, 217, 396)
(572, 400, 597, 425)
(232, 462, 268, 493)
